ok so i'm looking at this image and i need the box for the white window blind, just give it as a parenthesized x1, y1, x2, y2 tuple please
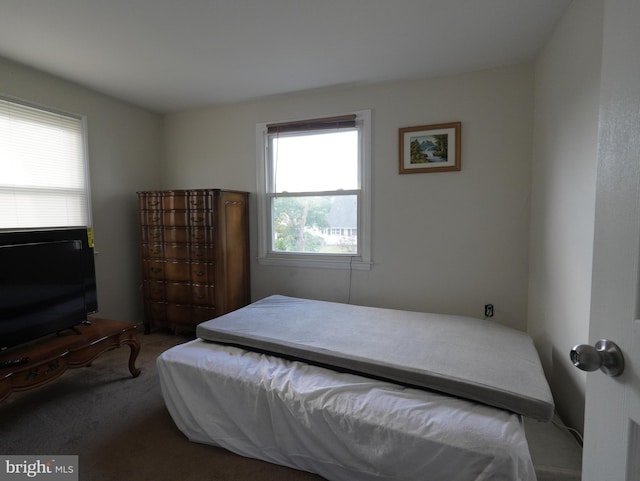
(0, 97, 90, 229)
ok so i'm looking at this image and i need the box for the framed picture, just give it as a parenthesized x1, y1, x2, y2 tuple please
(399, 122, 461, 174)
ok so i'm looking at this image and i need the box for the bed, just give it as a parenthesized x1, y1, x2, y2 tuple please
(158, 295, 555, 481)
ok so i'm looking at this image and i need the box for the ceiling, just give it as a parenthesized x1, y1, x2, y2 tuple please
(0, 0, 571, 113)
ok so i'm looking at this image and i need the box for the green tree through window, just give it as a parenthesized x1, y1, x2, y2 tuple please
(273, 196, 330, 252)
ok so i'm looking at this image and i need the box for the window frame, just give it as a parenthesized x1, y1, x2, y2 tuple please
(256, 109, 371, 270)
(0, 95, 92, 229)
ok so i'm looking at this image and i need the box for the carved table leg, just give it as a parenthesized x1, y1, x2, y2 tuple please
(123, 339, 141, 377)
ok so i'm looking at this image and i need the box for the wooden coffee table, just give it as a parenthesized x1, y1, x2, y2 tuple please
(0, 318, 141, 401)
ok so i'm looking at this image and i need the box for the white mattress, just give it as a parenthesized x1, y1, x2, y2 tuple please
(197, 295, 554, 421)
(158, 339, 537, 481)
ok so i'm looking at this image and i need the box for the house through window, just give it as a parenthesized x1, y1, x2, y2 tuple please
(256, 110, 371, 269)
(0, 97, 91, 229)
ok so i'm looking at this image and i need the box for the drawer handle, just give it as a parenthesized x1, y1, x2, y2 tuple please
(191, 217, 205, 223)
(150, 267, 162, 274)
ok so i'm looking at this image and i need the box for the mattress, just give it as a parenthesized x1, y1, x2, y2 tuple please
(197, 295, 554, 421)
(158, 339, 537, 481)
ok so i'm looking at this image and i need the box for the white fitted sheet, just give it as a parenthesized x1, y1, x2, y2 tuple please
(197, 295, 554, 421)
(158, 339, 537, 481)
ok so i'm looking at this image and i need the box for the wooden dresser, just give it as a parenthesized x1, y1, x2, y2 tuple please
(137, 189, 250, 333)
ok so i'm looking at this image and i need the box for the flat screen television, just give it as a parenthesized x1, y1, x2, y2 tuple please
(0, 227, 98, 351)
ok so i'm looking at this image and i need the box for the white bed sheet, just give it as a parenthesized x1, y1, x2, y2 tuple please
(158, 339, 537, 481)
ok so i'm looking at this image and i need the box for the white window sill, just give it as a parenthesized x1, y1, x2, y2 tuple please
(257, 255, 372, 271)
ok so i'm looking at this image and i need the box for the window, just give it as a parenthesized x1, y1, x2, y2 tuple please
(0, 97, 91, 229)
(256, 110, 371, 269)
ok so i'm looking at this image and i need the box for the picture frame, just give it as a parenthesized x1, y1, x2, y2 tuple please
(399, 122, 461, 174)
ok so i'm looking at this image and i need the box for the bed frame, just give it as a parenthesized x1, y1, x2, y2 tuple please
(158, 295, 575, 481)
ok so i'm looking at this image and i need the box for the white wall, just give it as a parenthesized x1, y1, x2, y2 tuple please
(163, 64, 534, 331)
(528, 0, 603, 433)
(0, 56, 163, 323)
(0, 8, 605, 431)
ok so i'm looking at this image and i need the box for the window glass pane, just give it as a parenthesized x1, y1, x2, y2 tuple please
(270, 130, 358, 193)
(271, 195, 357, 254)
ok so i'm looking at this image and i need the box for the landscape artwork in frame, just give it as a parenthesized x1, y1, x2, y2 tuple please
(399, 122, 461, 174)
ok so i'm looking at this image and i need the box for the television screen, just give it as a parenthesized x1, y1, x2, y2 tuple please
(0, 228, 97, 351)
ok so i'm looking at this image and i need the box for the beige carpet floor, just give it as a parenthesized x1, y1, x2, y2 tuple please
(0, 329, 326, 481)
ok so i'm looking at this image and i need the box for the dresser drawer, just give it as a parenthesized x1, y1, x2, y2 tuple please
(189, 244, 214, 260)
(143, 259, 214, 282)
(143, 260, 166, 280)
(143, 280, 165, 300)
(140, 211, 163, 226)
(191, 283, 215, 305)
(187, 192, 213, 210)
(144, 301, 168, 323)
(165, 282, 214, 305)
(163, 244, 191, 260)
(161, 227, 188, 243)
(159, 191, 214, 210)
(166, 304, 216, 325)
(158, 260, 213, 283)
(188, 227, 214, 244)
(161, 227, 214, 244)
(141, 227, 164, 242)
(153, 243, 210, 260)
(187, 211, 212, 226)
(160, 210, 213, 227)
(142, 241, 213, 260)
(160, 261, 189, 282)
(142, 243, 164, 258)
(189, 262, 214, 283)
(165, 282, 191, 304)
(139, 194, 162, 210)
(162, 211, 189, 226)
(162, 193, 188, 210)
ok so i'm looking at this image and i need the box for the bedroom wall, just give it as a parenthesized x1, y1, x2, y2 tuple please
(162, 64, 535, 331)
(528, 0, 603, 433)
(0, 56, 163, 323)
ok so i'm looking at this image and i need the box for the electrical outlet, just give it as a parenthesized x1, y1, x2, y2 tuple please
(484, 304, 494, 318)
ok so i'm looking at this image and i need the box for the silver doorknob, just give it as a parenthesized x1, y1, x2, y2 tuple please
(570, 339, 624, 377)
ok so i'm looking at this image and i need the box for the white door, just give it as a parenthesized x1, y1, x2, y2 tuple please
(581, 0, 640, 479)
